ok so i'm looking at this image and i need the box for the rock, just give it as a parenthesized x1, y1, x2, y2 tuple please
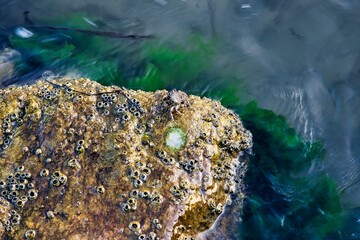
(0, 48, 21, 86)
(0, 77, 252, 240)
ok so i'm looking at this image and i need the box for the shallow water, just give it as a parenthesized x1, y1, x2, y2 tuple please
(1, 0, 360, 239)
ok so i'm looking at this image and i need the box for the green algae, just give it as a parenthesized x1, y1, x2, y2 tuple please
(124, 36, 217, 92)
(237, 101, 343, 239)
(239, 101, 326, 174)
(9, 35, 75, 64)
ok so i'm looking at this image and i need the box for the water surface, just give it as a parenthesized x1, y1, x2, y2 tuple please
(1, 0, 360, 239)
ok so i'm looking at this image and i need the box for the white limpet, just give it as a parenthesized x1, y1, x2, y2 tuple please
(166, 127, 186, 150)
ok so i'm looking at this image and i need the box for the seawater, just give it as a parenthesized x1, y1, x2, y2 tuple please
(1, 0, 360, 239)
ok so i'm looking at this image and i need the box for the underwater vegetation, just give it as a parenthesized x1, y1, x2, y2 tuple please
(238, 102, 342, 240)
(2, 14, 345, 239)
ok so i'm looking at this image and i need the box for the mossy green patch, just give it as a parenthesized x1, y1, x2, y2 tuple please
(236, 101, 343, 239)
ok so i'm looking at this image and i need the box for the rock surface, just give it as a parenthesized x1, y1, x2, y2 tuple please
(0, 48, 21, 86)
(0, 77, 252, 240)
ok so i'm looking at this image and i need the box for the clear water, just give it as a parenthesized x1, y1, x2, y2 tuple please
(1, 0, 360, 239)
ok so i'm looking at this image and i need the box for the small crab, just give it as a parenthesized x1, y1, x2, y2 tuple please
(168, 90, 188, 121)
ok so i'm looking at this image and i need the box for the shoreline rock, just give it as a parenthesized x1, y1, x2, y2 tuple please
(0, 77, 252, 239)
(0, 48, 21, 87)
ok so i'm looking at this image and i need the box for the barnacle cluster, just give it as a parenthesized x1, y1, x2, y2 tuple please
(0, 77, 252, 239)
(0, 165, 37, 236)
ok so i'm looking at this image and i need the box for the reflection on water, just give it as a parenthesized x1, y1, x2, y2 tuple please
(1, 0, 360, 239)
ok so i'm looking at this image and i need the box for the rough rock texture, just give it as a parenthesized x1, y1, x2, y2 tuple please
(0, 48, 20, 86)
(0, 77, 252, 240)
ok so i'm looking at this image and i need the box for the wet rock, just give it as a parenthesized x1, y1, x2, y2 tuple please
(0, 48, 21, 86)
(0, 77, 252, 240)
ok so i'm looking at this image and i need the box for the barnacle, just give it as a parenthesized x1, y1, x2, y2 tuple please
(46, 211, 55, 219)
(96, 185, 105, 194)
(58, 175, 67, 184)
(16, 166, 25, 172)
(156, 150, 167, 159)
(129, 189, 139, 198)
(96, 101, 104, 108)
(139, 190, 151, 199)
(129, 220, 141, 232)
(161, 157, 175, 165)
(127, 197, 137, 210)
(39, 169, 49, 177)
(129, 169, 141, 179)
(50, 179, 60, 187)
(133, 178, 143, 188)
(142, 168, 151, 175)
(120, 203, 130, 213)
(24, 229, 36, 239)
(35, 148, 42, 155)
(51, 171, 61, 179)
(0, 77, 251, 240)
(75, 144, 85, 153)
(150, 192, 164, 205)
(27, 189, 38, 200)
(68, 159, 81, 170)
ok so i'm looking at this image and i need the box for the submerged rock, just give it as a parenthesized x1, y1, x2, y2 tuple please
(0, 48, 21, 86)
(0, 77, 252, 240)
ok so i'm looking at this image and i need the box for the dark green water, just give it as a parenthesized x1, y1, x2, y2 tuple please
(1, 1, 360, 239)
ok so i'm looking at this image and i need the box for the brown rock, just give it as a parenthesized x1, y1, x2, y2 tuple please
(0, 77, 252, 239)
